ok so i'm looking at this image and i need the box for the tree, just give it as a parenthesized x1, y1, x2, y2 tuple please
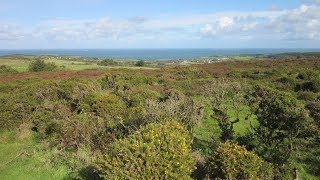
(135, 60, 145, 67)
(250, 85, 310, 165)
(97, 59, 117, 66)
(28, 59, 57, 72)
(145, 89, 203, 131)
(208, 80, 252, 142)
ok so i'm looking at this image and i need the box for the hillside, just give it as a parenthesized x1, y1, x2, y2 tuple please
(0, 57, 319, 179)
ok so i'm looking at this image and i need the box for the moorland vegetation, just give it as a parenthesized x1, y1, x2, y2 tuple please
(0, 55, 319, 179)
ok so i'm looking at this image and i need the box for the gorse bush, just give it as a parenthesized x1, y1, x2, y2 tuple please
(81, 93, 126, 120)
(0, 79, 53, 130)
(208, 141, 267, 180)
(28, 59, 57, 72)
(95, 121, 196, 179)
(0, 78, 98, 131)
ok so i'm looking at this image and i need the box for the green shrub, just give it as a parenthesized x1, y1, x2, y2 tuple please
(0, 65, 18, 74)
(250, 85, 310, 165)
(296, 71, 319, 81)
(297, 91, 318, 101)
(58, 113, 106, 150)
(208, 141, 265, 180)
(31, 108, 62, 139)
(306, 102, 320, 126)
(135, 60, 145, 67)
(28, 59, 57, 72)
(145, 89, 203, 130)
(0, 79, 51, 130)
(240, 70, 269, 80)
(97, 59, 117, 66)
(0, 78, 98, 131)
(56, 79, 99, 111)
(276, 75, 296, 87)
(96, 121, 195, 179)
(295, 71, 320, 93)
(81, 93, 126, 121)
(295, 81, 320, 93)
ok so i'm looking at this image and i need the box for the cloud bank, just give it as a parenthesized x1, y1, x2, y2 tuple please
(1, 3, 320, 48)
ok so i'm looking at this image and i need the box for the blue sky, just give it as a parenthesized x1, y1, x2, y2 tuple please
(1, 0, 320, 48)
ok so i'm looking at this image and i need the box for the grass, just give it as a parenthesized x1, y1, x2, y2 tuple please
(0, 131, 69, 180)
(46, 59, 103, 71)
(225, 104, 258, 136)
(0, 59, 30, 72)
(193, 106, 221, 155)
(0, 58, 158, 73)
(297, 166, 319, 180)
(193, 102, 258, 155)
(0, 58, 103, 72)
(193, 103, 317, 179)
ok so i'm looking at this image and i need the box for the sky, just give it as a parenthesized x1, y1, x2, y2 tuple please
(1, 0, 320, 49)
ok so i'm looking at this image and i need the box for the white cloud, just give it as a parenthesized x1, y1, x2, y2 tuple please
(33, 17, 148, 41)
(307, 0, 320, 4)
(0, 3, 320, 47)
(0, 23, 26, 40)
(201, 24, 217, 37)
(218, 17, 234, 29)
(200, 4, 320, 41)
(269, 4, 320, 40)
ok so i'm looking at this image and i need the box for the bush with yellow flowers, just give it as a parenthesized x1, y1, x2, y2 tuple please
(95, 120, 196, 179)
(208, 141, 265, 180)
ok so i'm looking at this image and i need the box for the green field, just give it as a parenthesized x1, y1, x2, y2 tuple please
(0, 58, 103, 72)
(0, 131, 69, 179)
(0, 57, 157, 73)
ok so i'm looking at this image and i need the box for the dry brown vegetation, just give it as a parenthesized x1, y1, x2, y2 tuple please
(196, 58, 320, 76)
(0, 69, 105, 83)
(1, 58, 319, 84)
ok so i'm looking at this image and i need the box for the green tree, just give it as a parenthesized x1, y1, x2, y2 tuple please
(135, 60, 145, 67)
(28, 59, 57, 72)
(97, 59, 117, 66)
(209, 80, 252, 142)
(250, 85, 310, 165)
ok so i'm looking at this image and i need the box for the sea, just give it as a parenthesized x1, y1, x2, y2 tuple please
(0, 48, 319, 60)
